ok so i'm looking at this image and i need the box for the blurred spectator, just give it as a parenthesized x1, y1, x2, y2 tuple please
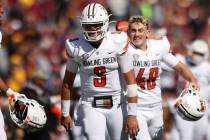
(116, 20, 129, 31)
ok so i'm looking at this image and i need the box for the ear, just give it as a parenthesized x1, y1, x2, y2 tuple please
(146, 30, 150, 39)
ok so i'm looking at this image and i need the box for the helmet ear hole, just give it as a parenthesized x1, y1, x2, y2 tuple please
(31, 103, 34, 107)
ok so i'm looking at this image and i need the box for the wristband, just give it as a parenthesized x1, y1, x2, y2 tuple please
(61, 100, 71, 117)
(128, 103, 137, 116)
(127, 84, 137, 97)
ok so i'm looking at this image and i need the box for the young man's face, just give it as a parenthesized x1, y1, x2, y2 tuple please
(127, 22, 149, 48)
(82, 23, 103, 40)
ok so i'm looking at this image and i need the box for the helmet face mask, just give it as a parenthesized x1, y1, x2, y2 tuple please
(80, 3, 109, 42)
(175, 86, 206, 121)
(187, 39, 209, 65)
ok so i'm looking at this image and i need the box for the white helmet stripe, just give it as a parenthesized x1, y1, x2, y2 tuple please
(88, 3, 96, 18)
(87, 3, 91, 18)
(92, 3, 96, 18)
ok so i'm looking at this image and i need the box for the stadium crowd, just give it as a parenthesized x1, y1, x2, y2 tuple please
(0, 0, 210, 140)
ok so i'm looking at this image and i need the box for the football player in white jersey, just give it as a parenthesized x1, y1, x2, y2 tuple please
(60, 3, 139, 140)
(172, 39, 210, 140)
(126, 16, 198, 140)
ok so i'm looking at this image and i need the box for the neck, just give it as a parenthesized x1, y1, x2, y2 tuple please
(139, 43, 147, 51)
(133, 41, 147, 51)
(89, 39, 103, 48)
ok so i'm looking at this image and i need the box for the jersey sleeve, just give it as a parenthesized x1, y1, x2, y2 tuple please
(162, 36, 179, 68)
(65, 39, 80, 73)
(162, 36, 171, 53)
(65, 39, 74, 57)
(65, 38, 80, 60)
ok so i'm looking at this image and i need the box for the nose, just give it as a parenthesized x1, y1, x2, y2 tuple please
(89, 25, 98, 31)
(134, 31, 141, 37)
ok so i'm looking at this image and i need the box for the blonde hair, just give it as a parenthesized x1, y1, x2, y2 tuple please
(128, 16, 150, 30)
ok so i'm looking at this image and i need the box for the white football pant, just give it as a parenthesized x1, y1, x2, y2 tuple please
(136, 104, 163, 140)
(175, 111, 209, 140)
(79, 100, 128, 140)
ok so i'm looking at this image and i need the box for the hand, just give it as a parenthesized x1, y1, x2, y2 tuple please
(6, 88, 22, 106)
(188, 82, 199, 91)
(6, 88, 20, 97)
(125, 115, 139, 138)
(61, 115, 73, 131)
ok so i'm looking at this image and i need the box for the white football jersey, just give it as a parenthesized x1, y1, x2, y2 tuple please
(65, 31, 128, 97)
(128, 36, 179, 105)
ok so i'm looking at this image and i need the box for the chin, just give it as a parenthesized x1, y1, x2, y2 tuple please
(133, 41, 143, 47)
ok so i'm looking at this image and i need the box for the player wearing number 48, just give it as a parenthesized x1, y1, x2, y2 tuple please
(125, 16, 198, 140)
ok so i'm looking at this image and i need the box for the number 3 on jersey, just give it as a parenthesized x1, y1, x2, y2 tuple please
(136, 67, 159, 90)
(93, 66, 106, 87)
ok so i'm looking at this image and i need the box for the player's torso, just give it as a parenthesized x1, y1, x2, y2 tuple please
(69, 32, 127, 97)
(128, 40, 166, 105)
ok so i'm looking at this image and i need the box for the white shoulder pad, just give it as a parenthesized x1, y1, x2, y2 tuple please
(65, 38, 80, 57)
(107, 31, 129, 54)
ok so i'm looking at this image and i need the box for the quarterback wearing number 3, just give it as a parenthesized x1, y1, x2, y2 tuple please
(61, 3, 139, 140)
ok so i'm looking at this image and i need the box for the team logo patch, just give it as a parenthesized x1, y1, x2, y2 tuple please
(81, 53, 90, 60)
(68, 38, 79, 42)
(133, 54, 139, 60)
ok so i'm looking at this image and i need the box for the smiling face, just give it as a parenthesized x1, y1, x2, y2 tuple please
(127, 16, 150, 50)
(128, 23, 149, 48)
(82, 23, 104, 40)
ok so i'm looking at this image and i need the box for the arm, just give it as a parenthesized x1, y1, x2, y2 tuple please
(61, 70, 76, 114)
(0, 77, 8, 92)
(61, 71, 76, 100)
(60, 70, 77, 131)
(174, 61, 198, 88)
(60, 55, 79, 131)
(123, 69, 139, 138)
(163, 53, 198, 89)
(123, 69, 138, 104)
(119, 52, 139, 138)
